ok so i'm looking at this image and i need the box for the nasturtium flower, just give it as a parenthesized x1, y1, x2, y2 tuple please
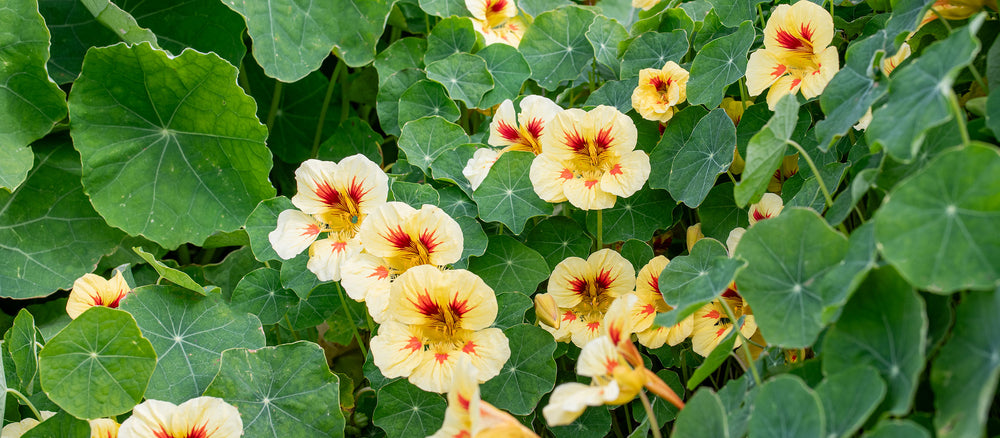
(530, 106, 649, 210)
(464, 96, 562, 190)
(721, 97, 747, 126)
(466, 0, 525, 47)
(67, 271, 131, 319)
(340, 253, 393, 323)
(746, 0, 839, 110)
(542, 381, 621, 427)
(632, 0, 662, 10)
(686, 223, 705, 253)
(370, 266, 510, 393)
(631, 61, 690, 123)
(632, 256, 693, 349)
(1, 411, 56, 438)
(748, 192, 784, 226)
(463, 148, 501, 191)
(691, 294, 757, 357)
(542, 249, 636, 347)
(357, 202, 463, 271)
(90, 418, 120, 438)
(117, 397, 242, 438)
(431, 356, 538, 438)
(768, 154, 799, 193)
(919, 0, 997, 26)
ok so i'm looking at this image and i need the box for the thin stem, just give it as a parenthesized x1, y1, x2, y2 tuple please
(787, 140, 834, 209)
(828, 0, 834, 18)
(340, 65, 351, 123)
(610, 410, 626, 438)
(237, 60, 252, 94)
(284, 315, 301, 341)
(272, 324, 282, 344)
(7, 389, 41, 420)
(718, 299, 762, 387)
(198, 247, 217, 265)
(177, 244, 191, 265)
(311, 62, 343, 158)
(947, 92, 971, 147)
(336, 282, 368, 358)
(726, 170, 738, 185)
(639, 391, 663, 438)
(266, 81, 283, 132)
(596, 209, 604, 250)
(929, 10, 986, 92)
(756, 4, 766, 29)
(738, 77, 751, 109)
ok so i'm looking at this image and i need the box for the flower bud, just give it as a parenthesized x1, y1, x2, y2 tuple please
(534, 293, 560, 329)
(686, 223, 704, 253)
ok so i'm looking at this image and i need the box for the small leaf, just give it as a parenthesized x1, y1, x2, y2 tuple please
(481, 324, 557, 415)
(133, 247, 205, 295)
(373, 380, 447, 437)
(280, 254, 322, 300)
(585, 78, 640, 114)
(431, 144, 479, 197)
(398, 80, 462, 129)
(374, 37, 426, 85)
(585, 186, 676, 243)
(862, 420, 931, 438)
(705, 0, 769, 27)
(473, 151, 554, 234)
(816, 365, 887, 438)
(493, 293, 533, 329)
(687, 21, 755, 108)
(620, 239, 654, 272)
(5, 310, 38, 395)
(656, 238, 746, 327)
(231, 267, 297, 325)
(477, 44, 532, 109)
(815, 37, 889, 149)
(398, 116, 469, 175)
(668, 109, 737, 207)
(317, 117, 383, 165)
(620, 30, 689, 79)
(525, 216, 593, 270)
(671, 389, 729, 438)
(468, 235, 549, 295)
(426, 53, 494, 107)
(391, 181, 440, 209)
(283, 282, 341, 331)
(519, 6, 597, 90)
(734, 95, 798, 207)
(377, 68, 427, 137)
(425, 17, 478, 64)
(418, 0, 469, 17)
(748, 375, 825, 438)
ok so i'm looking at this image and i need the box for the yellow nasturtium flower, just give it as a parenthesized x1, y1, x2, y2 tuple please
(66, 271, 131, 319)
(89, 418, 120, 438)
(691, 293, 757, 357)
(631, 61, 690, 123)
(919, 0, 997, 26)
(117, 397, 242, 438)
(746, 0, 839, 110)
(631, 256, 693, 349)
(431, 356, 539, 438)
(466, 0, 525, 47)
(632, 0, 662, 10)
(370, 266, 510, 393)
(529, 106, 650, 210)
(748, 192, 785, 226)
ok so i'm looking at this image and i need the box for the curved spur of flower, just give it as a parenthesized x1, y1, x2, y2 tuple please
(463, 148, 501, 191)
(631, 256, 693, 348)
(67, 271, 131, 319)
(90, 418, 120, 438)
(358, 202, 463, 272)
(533, 106, 648, 211)
(117, 397, 242, 438)
(269, 209, 323, 260)
(431, 356, 539, 438)
(746, 0, 839, 110)
(543, 381, 621, 426)
(340, 253, 393, 322)
(920, 0, 996, 26)
(290, 155, 389, 238)
(748, 192, 784, 226)
(691, 297, 757, 357)
(1, 411, 56, 438)
(577, 336, 645, 404)
(631, 0, 661, 10)
(306, 237, 361, 282)
(488, 96, 562, 154)
(631, 61, 690, 123)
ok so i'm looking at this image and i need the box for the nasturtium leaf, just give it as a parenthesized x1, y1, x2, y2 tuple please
(668, 109, 737, 207)
(398, 79, 462, 129)
(823, 267, 927, 416)
(693, 10, 736, 51)
(205, 341, 344, 437)
(550, 405, 611, 438)
(868, 16, 983, 161)
(585, 78, 640, 114)
(0, 143, 125, 299)
(133, 247, 205, 295)
(117, 0, 246, 68)
(587, 15, 629, 77)
(519, 0, 571, 18)
(734, 95, 798, 207)
(202, 246, 266, 296)
(232, 267, 296, 325)
(519, 6, 597, 90)
(687, 326, 738, 389)
(425, 16, 478, 64)
(391, 180, 440, 208)
(399, 116, 469, 175)
(437, 185, 479, 218)
(374, 37, 426, 85)
(987, 87, 1000, 140)
(734, 208, 848, 348)
(817, 365, 886, 438)
(816, 47, 888, 148)
(620, 239, 654, 272)
(377, 68, 426, 137)
(671, 389, 729, 438)
(698, 182, 749, 241)
(283, 282, 340, 330)
(473, 151, 553, 234)
(121, 285, 264, 403)
(655, 238, 746, 327)
(862, 420, 931, 438)
(481, 324, 557, 415)
(719, 374, 756, 438)
(705, 0, 768, 27)
(817, 223, 877, 324)
(225, 0, 393, 80)
(70, 43, 273, 249)
(317, 118, 383, 165)
(585, 186, 676, 243)
(456, 216, 488, 262)
(931, 286, 1000, 438)
(5, 310, 38, 395)
(38, 307, 156, 419)
(476, 44, 532, 109)
(468, 235, 549, 295)
(426, 53, 494, 107)
(525, 216, 593, 270)
(245, 196, 293, 263)
(80, 0, 159, 48)
(620, 30, 689, 80)
(21, 411, 89, 438)
(884, 0, 934, 49)
(874, 144, 1000, 293)
(419, 0, 469, 17)
(749, 375, 825, 438)
(40, 0, 119, 84)
(373, 380, 447, 437)
(23, 296, 71, 342)
(649, 106, 710, 188)
(687, 21, 754, 108)
(280, 253, 322, 300)
(493, 293, 533, 329)
(431, 143, 478, 197)
(0, 0, 67, 191)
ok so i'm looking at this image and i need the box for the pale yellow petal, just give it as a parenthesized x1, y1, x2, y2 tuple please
(799, 46, 839, 99)
(881, 43, 911, 76)
(528, 153, 571, 203)
(603, 294, 639, 346)
(599, 150, 650, 199)
(464, 148, 501, 191)
(586, 249, 637, 299)
(370, 321, 428, 379)
(390, 266, 498, 332)
(766, 75, 801, 110)
(542, 382, 618, 426)
(117, 399, 177, 438)
(548, 256, 591, 309)
(307, 237, 360, 282)
(339, 252, 391, 302)
(746, 49, 787, 97)
(570, 313, 606, 348)
(563, 177, 616, 211)
(726, 227, 746, 255)
(748, 192, 784, 226)
(89, 418, 120, 438)
(488, 99, 520, 147)
(170, 397, 242, 438)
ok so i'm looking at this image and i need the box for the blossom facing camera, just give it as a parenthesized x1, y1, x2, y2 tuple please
(542, 249, 636, 347)
(67, 271, 131, 319)
(117, 396, 242, 438)
(465, 96, 563, 190)
(631, 61, 689, 123)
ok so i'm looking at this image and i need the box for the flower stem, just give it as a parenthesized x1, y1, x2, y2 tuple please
(639, 391, 663, 438)
(947, 92, 971, 147)
(787, 140, 834, 209)
(596, 209, 604, 250)
(266, 81, 283, 132)
(311, 61, 344, 159)
(718, 299, 763, 387)
(738, 77, 751, 109)
(7, 389, 41, 420)
(336, 282, 368, 358)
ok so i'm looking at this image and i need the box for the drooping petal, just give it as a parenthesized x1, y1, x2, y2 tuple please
(370, 321, 429, 379)
(460, 328, 511, 384)
(430, 356, 479, 438)
(67, 271, 132, 319)
(268, 209, 323, 260)
(390, 265, 499, 333)
(464, 148, 501, 191)
(307, 237, 361, 282)
(746, 49, 787, 97)
(488, 99, 521, 148)
(599, 150, 650, 199)
(636, 314, 694, 349)
(339, 253, 392, 302)
(528, 153, 572, 203)
(542, 382, 619, 426)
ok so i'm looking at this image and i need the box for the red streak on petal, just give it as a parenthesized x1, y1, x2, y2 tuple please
(722, 283, 741, 299)
(332, 241, 347, 252)
(716, 327, 727, 337)
(595, 269, 615, 290)
(594, 127, 614, 150)
(562, 311, 577, 322)
(450, 297, 471, 317)
(368, 265, 390, 280)
(153, 429, 171, 438)
(771, 64, 787, 78)
(316, 182, 342, 208)
(490, 0, 507, 12)
(568, 277, 589, 295)
(458, 394, 471, 410)
(647, 276, 661, 296)
(419, 230, 442, 253)
(752, 209, 768, 222)
(608, 325, 622, 345)
(462, 340, 477, 354)
(812, 63, 823, 75)
(604, 359, 619, 375)
(584, 179, 599, 189)
(563, 129, 588, 152)
(800, 23, 815, 42)
(435, 352, 449, 364)
(496, 120, 521, 142)
(404, 336, 423, 353)
(91, 295, 103, 306)
(704, 310, 721, 320)
(559, 168, 574, 180)
(641, 304, 656, 316)
(348, 177, 373, 205)
(609, 164, 623, 176)
(411, 291, 439, 317)
(302, 223, 321, 237)
(107, 293, 125, 309)
(455, 431, 471, 438)
(525, 118, 544, 139)
(385, 226, 412, 249)
(776, 29, 804, 50)
(587, 321, 601, 332)
(790, 78, 802, 89)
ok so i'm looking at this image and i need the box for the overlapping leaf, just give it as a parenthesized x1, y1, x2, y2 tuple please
(656, 238, 746, 327)
(373, 380, 447, 437)
(749, 375, 825, 438)
(519, 6, 597, 90)
(687, 21, 754, 108)
(426, 53, 494, 107)
(668, 109, 737, 207)
(473, 151, 553, 234)
(398, 116, 469, 175)
(468, 235, 549, 295)
(585, 186, 676, 242)
(481, 324, 557, 415)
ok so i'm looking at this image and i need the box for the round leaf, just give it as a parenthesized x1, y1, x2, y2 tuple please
(525, 216, 593, 270)
(586, 15, 628, 77)
(431, 143, 478, 197)
(620, 30, 689, 79)
(481, 324, 557, 415)
(118, 0, 247, 68)
(519, 6, 597, 90)
(245, 196, 293, 263)
(698, 182, 750, 241)
(398, 80, 462, 130)
(425, 17, 478, 64)
(655, 238, 746, 327)
(232, 267, 297, 325)
(473, 151, 554, 234)
(667, 109, 737, 208)
(377, 68, 427, 137)
(493, 292, 533, 329)
(748, 375, 825, 438)
(373, 380, 447, 437)
(398, 116, 469, 175)
(426, 53, 494, 107)
(816, 365, 887, 438)
(671, 389, 729, 438)
(477, 44, 531, 109)
(585, 186, 676, 243)
(374, 37, 426, 85)
(468, 235, 549, 295)
(686, 21, 754, 108)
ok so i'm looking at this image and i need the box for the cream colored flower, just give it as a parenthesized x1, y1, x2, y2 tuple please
(1, 412, 56, 438)
(467, 0, 525, 47)
(357, 202, 463, 272)
(117, 397, 241, 438)
(474, 17, 527, 47)
(431, 356, 538, 438)
(632, 0, 661, 10)
(67, 271, 131, 319)
(691, 295, 757, 357)
(542, 381, 620, 426)
(631, 61, 689, 123)
(768, 154, 799, 193)
(340, 253, 393, 323)
(290, 156, 389, 240)
(306, 237, 362, 282)
(269, 209, 323, 260)
(748, 192, 784, 226)
(463, 148, 501, 191)
(488, 96, 562, 154)
(89, 418, 120, 438)
(631, 256, 693, 349)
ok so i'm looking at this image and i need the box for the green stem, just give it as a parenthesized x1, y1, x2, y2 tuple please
(787, 140, 834, 209)
(610, 409, 626, 438)
(266, 81, 283, 132)
(340, 65, 351, 123)
(756, 4, 766, 29)
(284, 315, 301, 341)
(596, 209, 604, 250)
(718, 299, 762, 387)
(947, 92, 971, 147)
(639, 391, 663, 438)
(272, 324, 282, 344)
(738, 77, 751, 109)
(7, 389, 41, 420)
(312, 62, 344, 158)
(726, 170, 738, 185)
(238, 60, 252, 94)
(929, 7, 988, 93)
(828, 0, 834, 18)
(198, 247, 217, 265)
(336, 282, 368, 358)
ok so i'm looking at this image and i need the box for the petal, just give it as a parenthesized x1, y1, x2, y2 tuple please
(603, 293, 640, 346)
(118, 399, 178, 438)
(563, 177, 617, 211)
(726, 227, 746, 255)
(854, 107, 874, 131)
(577, 336, 620, 377)
(587, 249, 637, 298)
(766, 75, 801, 110)
(631, 0, 661, 10)
(410, 345, 461, 393)
(542, 382, 614, 426)
(748, 192, 784, 226)
(746, 49, 786, 97)
(571, 313, 606, 347)
(407, 204, 464, 266)
(290, 159, 339, 215)
(584, 105, 638, 156)
(371, 321, 428, 379)
(599, 150, 650, 198)
(340, 253, 392, 302)
(800, 46, 839, 99)
(528, 154, 571, 203)
(331, 154, 391, 216)
(391, 266, 499, 332)
(548, 256, 591, 309)
(462, 328, 511, 383)
(784, 0, 834, 50)
(881, 42, 911, 76)
(89, 418, 120, 438)
(635, 255, 669, 303)
(488, 99, 521, 147)
(463, 148, 501, 190)
(541, 308, 579, 342)
(540, 108, 588, 159)
(517, 95, 562, 141)
(170, 397, 243, 438)
(268, 209, 322, 260)
(307, 237, 361, 282)
(356, 201, 418, 259)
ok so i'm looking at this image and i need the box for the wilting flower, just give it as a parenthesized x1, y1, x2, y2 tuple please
(541, 249, 636, 347)
(370, 266, 510, 393)
(691, 293, 757, 357)
(269, 155, 389, 281)
(855, 43, 912, 130)
(1, 411, 56, 438)
(431, 356, 538, 438)
(90, 419, 120, 438)
(632, 0, 662, 10)
(464, 96, 562, 190)
(631, 256, 693, 349)
(467, 0, 526, 47)
(530, 106, 650, 210)
(746, 0, 839, 109)
(631, 61, 690, 123)
(67, 271, 131, 319)
(117, 397, 241, 438)
(748, 193, 784, 226)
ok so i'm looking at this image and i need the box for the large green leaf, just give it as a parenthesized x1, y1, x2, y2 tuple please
(668, 109, 737, 207)
(391, 180, 439, 209)
(816, 223, 877, 324)
(816, 365, 887, 438)
(419, 0, 468, 17)
(734, 95, 798, 207)
(21, 411, 89, 438)
(117, 0, 247, 68)
(671, 389, 729, 438)
(862, 420, 931, 438)
(867, 16, 983, 161)
(620, 30, 689, 79)
(586, 15, 629, 77)
(0, 0, 67, 192)
(686, 21, 754, 108)
(519, 6, 597, 90)
(425, 17, 478, 64)
(317, 118, 383, 165)
(481, 324, 557, 415)
(734, 208, 848, 348)
(468, 235, 549, 295)
(38, 307, 156, 419)
(280, 253, 322, 300)
(815, 33, 889, 149)
(822, 267, 927, 416)
(493, 292, 533, 329)
(585, 186, 676, 243)
(121, 285, 265, 403)
(5, 310, 38, 396)
(205, 341, 344, 437)
(69, 42, 273, 249)
(283, 282, 340, 330)
(0, 142, 125, 298)
(426, 53, 494, 108)
(473, 151, 554, 234)
(698, 182, 749, 241)
(585, 78, 640, 114)
(931, 286, 1000, 438)
(377, 68, 426, 137)
(748, 375, 825, 438)
(687, 327, 738, 389)
(374, 37, 426, 85)
(524, 216, 593, 270)
(705, 0, 768, 27)
(398, 116, 469, 175)
(231, 267, 296, 325)
(550, 405, 611, 438)
(224, 0, 395, 81)
(430, 143, 478, 197)
(874, 144, 1000, 293)
(373, 380, 447, 437)
(476, 44, 532, 109)
(437, 185, 479, 218)
(398, 79, 462, 129)
(655, 238, 746, 327)
(40, 0, 119, 84)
